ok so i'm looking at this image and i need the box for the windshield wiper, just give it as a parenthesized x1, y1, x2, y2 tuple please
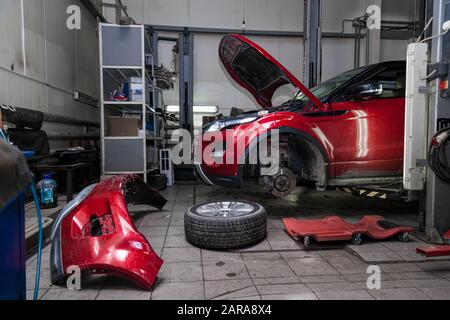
(279, 91, 305, 111)
(284, 91, 302, 110)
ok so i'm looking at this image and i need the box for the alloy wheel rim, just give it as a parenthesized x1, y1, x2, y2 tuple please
(195, 201, 255, 217)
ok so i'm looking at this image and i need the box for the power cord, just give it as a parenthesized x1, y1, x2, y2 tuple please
(428, 127, 450, 183)
(30, 185, 43, 300)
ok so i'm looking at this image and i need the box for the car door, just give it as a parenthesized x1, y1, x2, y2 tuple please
(326, 66, 406, 178)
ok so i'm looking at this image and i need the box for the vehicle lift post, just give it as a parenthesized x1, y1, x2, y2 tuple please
(406, 0, 450, 244)
(422, 0, 450, 243)
(179, 30, 194, 134)
(303, 0, 322, 88)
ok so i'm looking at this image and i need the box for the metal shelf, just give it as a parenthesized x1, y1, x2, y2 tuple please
(103, 101, 144, 105)
(105, 171, 146, 175)
(145, 27, 167, 155)
(146, 136, 163, 141)
(100, 23, 149, 182)
(102, 65, 143, 70)
(100, 23, 167, 183)
(104, 136, 144, 140)
(103, 135, 164, 141)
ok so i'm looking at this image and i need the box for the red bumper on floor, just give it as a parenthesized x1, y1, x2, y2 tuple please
(50, 175, 166, 290)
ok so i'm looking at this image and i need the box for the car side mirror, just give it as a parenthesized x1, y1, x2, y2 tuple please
(344, 82, 383, 101)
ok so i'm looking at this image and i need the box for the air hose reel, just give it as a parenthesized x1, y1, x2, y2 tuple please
(428, 127, 450, 184)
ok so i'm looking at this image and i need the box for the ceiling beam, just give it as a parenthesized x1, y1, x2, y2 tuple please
(148, 25, 361, 39)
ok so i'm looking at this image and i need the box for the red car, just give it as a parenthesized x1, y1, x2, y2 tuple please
(195, 34, 406, 198)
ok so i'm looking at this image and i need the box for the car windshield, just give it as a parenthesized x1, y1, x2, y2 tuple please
(282, 66, 368, 109)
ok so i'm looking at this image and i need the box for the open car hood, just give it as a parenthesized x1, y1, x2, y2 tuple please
(219, 34, 325, 110)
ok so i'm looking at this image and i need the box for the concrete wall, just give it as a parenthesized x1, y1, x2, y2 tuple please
(118, 0, 417, 117)
(0, 0, 100, 148)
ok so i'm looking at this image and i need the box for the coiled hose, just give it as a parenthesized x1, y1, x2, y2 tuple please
(30, 185, 43, 300)
(428, 127, 450, 183)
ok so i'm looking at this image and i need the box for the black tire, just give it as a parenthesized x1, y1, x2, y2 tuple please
(398, 232, 409, 242)
(185, 201, 267, 250)
(147, 173, 168, 191)
(303, 236, 311, 248)
(2, 106, 44, 131)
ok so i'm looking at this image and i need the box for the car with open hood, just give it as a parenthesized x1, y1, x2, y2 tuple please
(195, 34, 407, 198)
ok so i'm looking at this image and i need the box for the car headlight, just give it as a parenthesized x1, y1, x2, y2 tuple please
(205, 116, 258, 133)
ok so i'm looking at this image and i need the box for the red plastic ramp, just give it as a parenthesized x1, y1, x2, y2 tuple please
(417, 246, 450, 257)
(416, 230, 450, 258)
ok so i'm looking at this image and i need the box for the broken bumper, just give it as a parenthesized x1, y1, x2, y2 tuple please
(50, 175, 167, 290)
(193, 164, 214, 186)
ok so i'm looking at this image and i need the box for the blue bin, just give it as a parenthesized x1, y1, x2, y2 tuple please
(0, 193, 26, 300)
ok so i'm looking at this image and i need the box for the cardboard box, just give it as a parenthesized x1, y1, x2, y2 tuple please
(128, 77, 143, 102)
(108, 116, 141, 137)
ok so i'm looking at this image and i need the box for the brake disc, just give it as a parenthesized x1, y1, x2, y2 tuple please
(264, 167, 297, 198)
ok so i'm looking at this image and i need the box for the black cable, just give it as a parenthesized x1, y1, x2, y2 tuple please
(428, 127, 450, 183)
(117, 0, 129, 18)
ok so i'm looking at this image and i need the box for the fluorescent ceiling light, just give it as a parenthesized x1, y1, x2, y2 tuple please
(166, 105, 218, 114)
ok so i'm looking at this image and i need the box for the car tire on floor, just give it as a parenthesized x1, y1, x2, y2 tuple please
(184, 201, 267, 250)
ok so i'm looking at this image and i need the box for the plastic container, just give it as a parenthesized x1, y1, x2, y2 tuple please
(0, 193, 26, 300)
(36, 174, 58, 209)
(22, 151, 36, 159)
(128, 77, 143, 102)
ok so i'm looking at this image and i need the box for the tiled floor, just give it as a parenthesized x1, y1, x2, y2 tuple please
(26, 184, 450, 300)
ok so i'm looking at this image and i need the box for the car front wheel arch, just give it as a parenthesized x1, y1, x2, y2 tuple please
(240, 128, 329, 190)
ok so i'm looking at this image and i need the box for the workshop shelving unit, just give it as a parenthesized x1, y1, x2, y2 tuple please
(145, 28, 166, 169)
(99, 23, 165, 182)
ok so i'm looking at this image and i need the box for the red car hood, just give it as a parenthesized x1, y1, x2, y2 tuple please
(219, 34, 325, 110)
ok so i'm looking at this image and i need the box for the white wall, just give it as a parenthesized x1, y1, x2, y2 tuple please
(0, 0, 99, 147)
(321, 0, 371, 81)
(379, 0, 420, 62)
(382, 0, 420, 21)
(193, 34, 303, 116)
(121, 0, 417, 115)
(322, 0, 418, 79)
(123, 0, 304, 31)
(380, 39, 411, 62)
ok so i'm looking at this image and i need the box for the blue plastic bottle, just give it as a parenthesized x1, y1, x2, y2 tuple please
(36, 174, 58, 209)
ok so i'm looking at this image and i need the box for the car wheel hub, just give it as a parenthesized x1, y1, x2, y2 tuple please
(265, 168, 297, 198)
(274, 175, 291, 192)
